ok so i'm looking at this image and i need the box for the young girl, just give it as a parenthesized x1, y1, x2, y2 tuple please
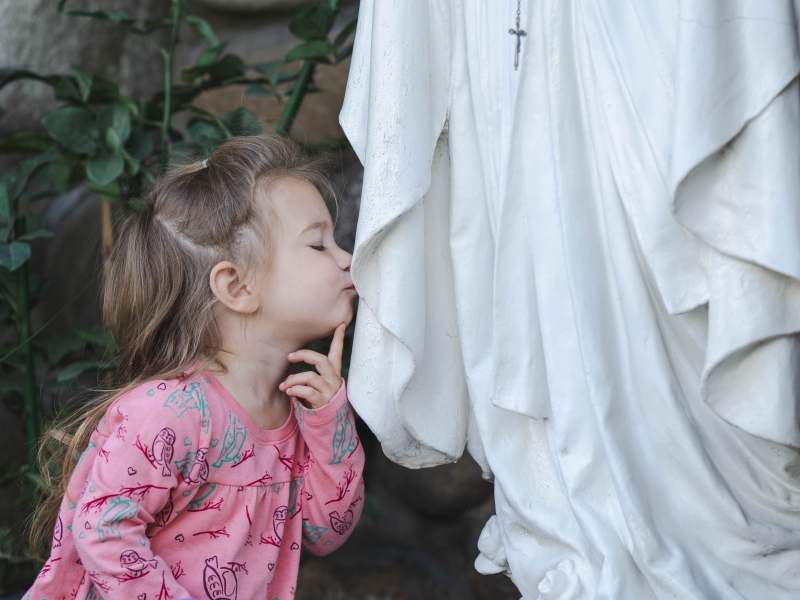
(26, 134, 365, 600)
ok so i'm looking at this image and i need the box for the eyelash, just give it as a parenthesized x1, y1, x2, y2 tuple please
(311, 245, 327, 251)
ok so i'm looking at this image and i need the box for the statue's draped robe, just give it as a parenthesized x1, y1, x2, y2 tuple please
(341, 0, 800, 597)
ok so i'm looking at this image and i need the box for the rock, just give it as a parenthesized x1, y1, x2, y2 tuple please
(0, 0, 168, 136)
(372, 445, 494, 518)
(296, 546, 454, 600)
(190, 0, 314, 14)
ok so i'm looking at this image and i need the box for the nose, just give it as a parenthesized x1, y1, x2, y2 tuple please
(336, 246, 353, 272)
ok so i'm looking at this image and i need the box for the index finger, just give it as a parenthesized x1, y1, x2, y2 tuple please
(287, 349, 336, 378)
(327, 324, 346, 376)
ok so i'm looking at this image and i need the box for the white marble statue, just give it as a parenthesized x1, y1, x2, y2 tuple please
(340, 0, 800, 598)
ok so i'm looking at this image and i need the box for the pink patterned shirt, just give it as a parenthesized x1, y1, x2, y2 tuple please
(26, 369, 365, 600)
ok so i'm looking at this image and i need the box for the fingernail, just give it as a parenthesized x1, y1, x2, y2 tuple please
(288, 353, 294, 358)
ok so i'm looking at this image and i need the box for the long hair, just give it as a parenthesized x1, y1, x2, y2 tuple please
(30, 134, 334, 559)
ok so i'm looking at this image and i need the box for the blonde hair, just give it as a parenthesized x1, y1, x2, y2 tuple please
(30, 134, 334, 559)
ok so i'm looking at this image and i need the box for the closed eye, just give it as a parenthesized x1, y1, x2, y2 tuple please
(311, 245, 327, 251)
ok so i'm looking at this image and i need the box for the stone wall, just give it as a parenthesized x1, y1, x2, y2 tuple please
(0, 0, 168, 136)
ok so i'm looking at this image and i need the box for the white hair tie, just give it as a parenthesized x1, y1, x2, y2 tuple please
(202, 158, 208, 169)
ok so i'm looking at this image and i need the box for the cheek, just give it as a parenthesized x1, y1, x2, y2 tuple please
(267, 253, 343, 315)
(283, 258, 338, 301)
(309, 262, 343, 300)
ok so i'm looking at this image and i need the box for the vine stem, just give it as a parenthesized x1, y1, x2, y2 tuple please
(14, 218, 41, 473)
(100, 201, 114, 283)
(276, 60, 315, 138)
(277, 0, 342, 138)
(160, 0, 184, 173)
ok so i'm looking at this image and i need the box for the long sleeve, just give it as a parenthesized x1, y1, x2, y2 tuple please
(73, 384, 208, 599)
(294, 381, 365, 556)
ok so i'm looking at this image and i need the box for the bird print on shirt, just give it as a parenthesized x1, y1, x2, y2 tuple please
(203, 556, 238, 600)
(148, 427, 176, 478)
(119, 550, 157, 579)
(329, 403, 356, 465)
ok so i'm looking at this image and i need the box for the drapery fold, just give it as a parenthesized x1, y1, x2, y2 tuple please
(341, 0, 478, 466)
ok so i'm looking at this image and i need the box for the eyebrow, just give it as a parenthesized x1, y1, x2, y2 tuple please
(300, 220, 329, 235)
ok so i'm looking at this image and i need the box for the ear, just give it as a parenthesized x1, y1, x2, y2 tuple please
(209, 261, 259, 314)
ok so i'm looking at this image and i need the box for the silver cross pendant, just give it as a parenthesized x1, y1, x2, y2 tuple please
(509, 9, 527, 70)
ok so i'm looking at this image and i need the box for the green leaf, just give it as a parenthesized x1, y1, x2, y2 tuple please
(86, 180, 121, 201)
(0, 178, 9, 219)
(108, 11, 134, 24)
(0, 178, 11, 242)
(0, 131, 56, 154)
(271, 69, 303, 86)
(66, 8, 137, 29)
(333, 17, 357, 48)
(195, 43, 227, 67)
(141, 18, 172, 34)
(290, 3, 337, 41)
(86, 154, 124, 185)
(41, 106, 97, 155)
(244, 84, 278, 98)
(97, 104, 131, 145)
(8, 149, 58, 201)
(185, 15, 220, 48)
(208, 55, 245, 82)
(18, 229, 52, 242)
(0, 241, 31, 271)
(286, 40, 333, 62)
(105, 130, 140, 175)
(76, 328, 117, 353)
(34, 333, 86, 365)
(187, 119, 225, 149)
(71, 67, 93, 102)
(335, 44, 353, 62)
(222, 107, 262, 137)
(46, 152, 82, 193)
(57, 360, 114, 383)
(24, 213, 45, 232)
(116, 95, 139, 117)
(181, 105, 233, 139)
(251, 60, 283, 77)
(88, 75, 122, 104)
(125, 130, 154, 161)
(51, 77, 84, 103)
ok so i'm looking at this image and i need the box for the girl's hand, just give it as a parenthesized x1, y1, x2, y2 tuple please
(280, 323, 346, 409)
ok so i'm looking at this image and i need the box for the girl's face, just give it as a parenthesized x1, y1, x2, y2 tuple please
(254, 176, 357, 344)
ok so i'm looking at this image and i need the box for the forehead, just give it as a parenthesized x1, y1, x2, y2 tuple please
(263, 176, 331, 232)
